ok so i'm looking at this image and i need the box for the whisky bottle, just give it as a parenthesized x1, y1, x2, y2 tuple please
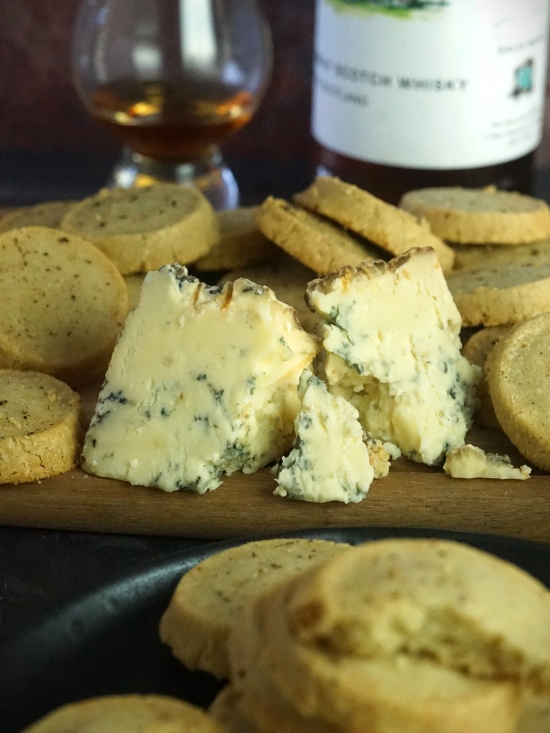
(311, 0, 550, 203)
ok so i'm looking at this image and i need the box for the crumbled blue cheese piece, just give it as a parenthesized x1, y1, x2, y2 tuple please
(444, 444, 531, 480)
(306, 248, 481, 465)
(273, 369, 376, 503)
(81, 265, 319, 493)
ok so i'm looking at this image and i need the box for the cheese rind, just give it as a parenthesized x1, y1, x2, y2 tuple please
(443, 444, 531, 480)
(81, 265, 319, 493)
(273, 370, 375, 503)
(306, 248, 481, 465)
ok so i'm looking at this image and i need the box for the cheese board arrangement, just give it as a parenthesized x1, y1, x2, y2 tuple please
(1, 181, 550, 544)
(0, 380, 548, 543)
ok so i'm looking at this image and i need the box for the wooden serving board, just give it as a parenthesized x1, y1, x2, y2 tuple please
(0, 383, 549, 543)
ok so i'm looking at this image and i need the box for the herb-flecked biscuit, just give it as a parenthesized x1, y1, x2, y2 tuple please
(0, 200, 76, 234)
(451, 238, 550, 271)
(250, 561, 522, 733)
(0, 370, 83, 484)
(486, 312, 550, 471)
(461, 326, 512, 431)
(159, 538, 350, 679)
(287, 539, 550, 691)
(61, 184, 219, 274)
(446, 262, 550, 326)
(399, 186, 550, 244)
(228, 580, 344, 733)
(21, 694, 229, 733)
(0, 226, 129, 386)
(217, 254, 318, 332)
(294, 176, 455, 272)
(195, 206, 278, 271)
(255, 196, 381, 275)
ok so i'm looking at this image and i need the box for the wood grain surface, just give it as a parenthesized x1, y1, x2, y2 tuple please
(1, 382, 548, 543)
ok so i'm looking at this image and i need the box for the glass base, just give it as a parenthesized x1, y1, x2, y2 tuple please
(107, 148, 240, 210)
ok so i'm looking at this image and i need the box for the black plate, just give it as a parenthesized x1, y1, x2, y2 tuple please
(1, 526, 550, 732)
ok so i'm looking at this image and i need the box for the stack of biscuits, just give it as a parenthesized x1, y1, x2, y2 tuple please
(156, 536, 550, 733)
(23, 536, 550, 732)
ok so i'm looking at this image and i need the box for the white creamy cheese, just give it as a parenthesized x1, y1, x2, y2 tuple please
(81, 265, 319, 493)
(444, 444, 531, 480)
(306, 248, 481, 465)
(273, 369, 376, 503)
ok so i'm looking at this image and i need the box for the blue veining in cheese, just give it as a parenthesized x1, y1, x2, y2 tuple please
(81, 265, 319, 493)
(306, 248, 481, 465)
(273, 369, 375, 503)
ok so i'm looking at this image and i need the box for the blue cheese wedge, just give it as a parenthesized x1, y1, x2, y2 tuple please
(306, 248, 481, 465)
(444, 444, 531, 480)
(273, 369, 378, 503)
(81, 265, 319, 493)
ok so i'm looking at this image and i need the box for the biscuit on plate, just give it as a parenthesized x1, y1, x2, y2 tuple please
(486, 312, 550, 471)
(399, 186, 550, 244)
(234, 538, 545, 733)
(195, 206, 278, 271)
(21, 693, 228, 733)
(255, 195, 381, 275)
(294, 176, 455, 272)
(0, 370, 83, 485)
(159, 537, 350, 679)
(446, 262, 550, 326)
(61, 183, 219, 274)
(0, 226, 128, 386)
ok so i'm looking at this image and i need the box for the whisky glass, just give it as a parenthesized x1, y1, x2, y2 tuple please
(72, 0, 273, 209)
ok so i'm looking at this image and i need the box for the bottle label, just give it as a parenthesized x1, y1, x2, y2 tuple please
(312, 0, 549, 169)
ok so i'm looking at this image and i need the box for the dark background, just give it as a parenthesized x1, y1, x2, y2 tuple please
(2, 0, 550, 168)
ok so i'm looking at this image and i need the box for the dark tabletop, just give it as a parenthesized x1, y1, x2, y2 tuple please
(1, 153, 550, 649)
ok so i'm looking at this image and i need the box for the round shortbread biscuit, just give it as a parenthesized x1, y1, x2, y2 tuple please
(255, 196, 381, 275)
(399, 186, 550, 244)
(217, 255, 318, 332)
(0, 226, 129, 386)
(195, 206, 278, 271)
(486, 312, 550, 471)
(461, 326, 512, 431)
(0, 370, 83, 484)
(255, 571, 521, 733)
(446, 262, 550, 326)
(286, 539, 550, 690)
(294, 176, 455, 272)
(228, 588, 342, 733)
(451, 238, 550, 271)
(159, 538, 351, 680)
(61, 184, 219, 274)
(21, 694, 229, 733)
(461, 326, 513, 367)
(0, 200, 76, 234)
